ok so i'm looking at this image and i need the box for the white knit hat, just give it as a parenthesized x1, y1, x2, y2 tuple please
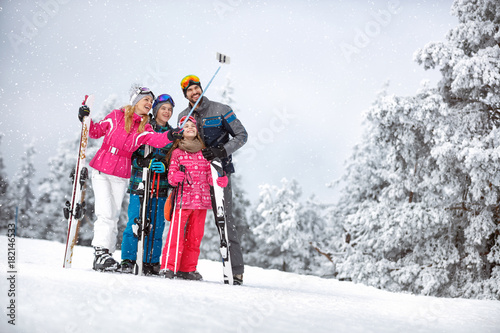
(129, 84, 155, 106)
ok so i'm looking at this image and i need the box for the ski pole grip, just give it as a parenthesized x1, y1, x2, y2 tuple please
(179, 165, 185, 172)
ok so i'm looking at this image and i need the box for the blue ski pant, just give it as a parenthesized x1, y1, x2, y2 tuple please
(121, 194, 166, 263)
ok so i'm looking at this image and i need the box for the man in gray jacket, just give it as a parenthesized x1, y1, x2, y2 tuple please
(178, 74, 248, 285)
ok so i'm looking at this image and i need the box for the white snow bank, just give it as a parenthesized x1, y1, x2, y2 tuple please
(0, 236, 499, 333)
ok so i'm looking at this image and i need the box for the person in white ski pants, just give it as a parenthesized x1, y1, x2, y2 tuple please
(91, 170, 129, 253)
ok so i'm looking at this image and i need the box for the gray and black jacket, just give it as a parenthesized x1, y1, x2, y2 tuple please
(178, 96, 248, 174)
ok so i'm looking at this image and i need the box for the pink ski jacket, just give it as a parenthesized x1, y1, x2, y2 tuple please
(168, 148, 213, 210)
(89, 109, 173, 179)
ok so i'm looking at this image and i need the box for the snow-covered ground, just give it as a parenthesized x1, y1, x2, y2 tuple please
(1, 236, 499, 333)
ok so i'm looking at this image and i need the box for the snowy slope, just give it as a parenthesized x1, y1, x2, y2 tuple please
(1, 236, 499, 333)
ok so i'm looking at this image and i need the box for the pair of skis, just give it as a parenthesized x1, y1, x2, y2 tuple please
(134, 146, 162, 276)
(210, 159, 233, 285)
(63, 95, 93, 268)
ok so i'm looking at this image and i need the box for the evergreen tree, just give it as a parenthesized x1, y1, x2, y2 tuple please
(13, 142, 37, 238)
(332, 0, 500, 299)
(413, 0, 500, 298)
(35, 137, 79, 242)
(252, 178, 322, 273)
(306, 195, 339, 277)
(0, 133, 15, 234)
(333, 86, 449, 294)
(232, 173, 255, 259)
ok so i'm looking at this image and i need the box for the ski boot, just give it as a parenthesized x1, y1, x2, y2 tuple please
(177, 271, 203, 281)
(233, 274, 243, 286)
(119, 259, 136, 274)
(143, 262, 161, 276)
(93, 247, 119, 271)
(159, 269, 176, 279)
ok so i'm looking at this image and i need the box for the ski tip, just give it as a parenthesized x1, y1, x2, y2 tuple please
(216, 52, 230, 64)
(83, 94, 96, 108)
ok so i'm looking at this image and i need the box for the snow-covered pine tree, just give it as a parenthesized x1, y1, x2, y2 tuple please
(252, 178, 321, 273)
(332, 0, 500, 299)
(305, 194, 338, 277)
(413, 0, 500, 299)
(13, 142, 37, 238)
(0, 133, 15, 234)
(34, 136, 79, 242)
(231, 173, 256, 259)
(332, 84, 451, 295)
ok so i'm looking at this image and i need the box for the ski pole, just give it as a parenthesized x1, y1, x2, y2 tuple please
(135, 145, 152, 275)
(144, 172, 156, 264)
(164, 186, 178, 272)
(147, 173, 160, 264)
(173, 165, 186, 274)
(180, 53, 230, 129)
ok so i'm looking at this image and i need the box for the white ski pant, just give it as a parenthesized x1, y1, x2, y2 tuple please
(91, 169, 128, 253)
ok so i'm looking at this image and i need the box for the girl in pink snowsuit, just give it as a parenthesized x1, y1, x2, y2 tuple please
(160, 116, 227, 280)
(78, 86, 181, 271)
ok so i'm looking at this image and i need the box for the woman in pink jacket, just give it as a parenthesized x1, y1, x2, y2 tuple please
(78, 85, 182, 271)
(160, 116, 227, 280)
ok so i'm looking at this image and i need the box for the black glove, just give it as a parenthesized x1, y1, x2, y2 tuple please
(202, 144, 227, 161)
(167, 127, 183, 141)
(78, 105, 90, 122)
(136, 152, 154, 168)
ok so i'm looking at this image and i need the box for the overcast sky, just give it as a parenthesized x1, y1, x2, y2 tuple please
(0, 0, 457, 204)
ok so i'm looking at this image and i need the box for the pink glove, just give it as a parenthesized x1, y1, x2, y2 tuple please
(216, 176, 228, 188)
(172, 171, 185, 184)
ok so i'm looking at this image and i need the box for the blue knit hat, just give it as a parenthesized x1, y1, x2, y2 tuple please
(152, 94, 175, 118)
